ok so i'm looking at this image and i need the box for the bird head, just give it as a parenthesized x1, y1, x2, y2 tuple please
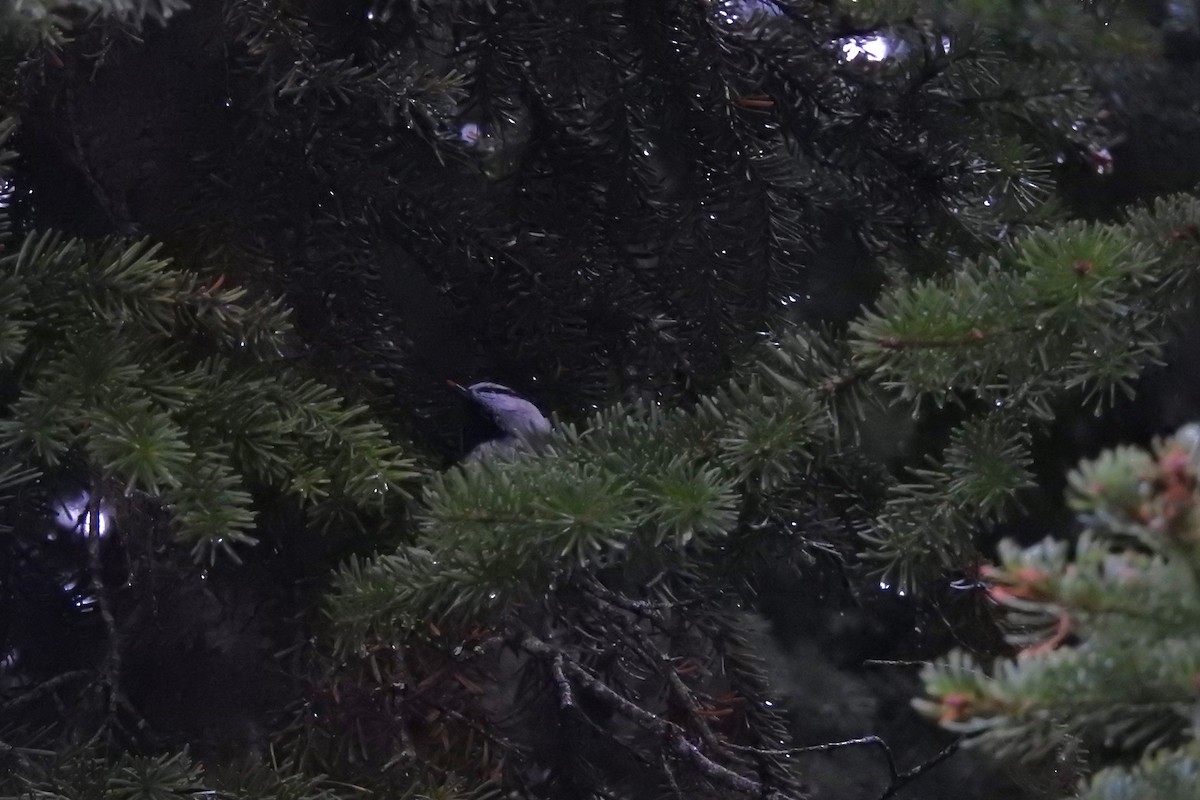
(448, 380, 551, 439)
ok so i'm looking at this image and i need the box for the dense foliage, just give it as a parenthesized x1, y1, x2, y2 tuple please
(918, 425, 1200, 800)
(2, 1, 1200, 799)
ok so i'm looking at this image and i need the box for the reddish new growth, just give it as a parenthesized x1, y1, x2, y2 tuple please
(1024, 611, 1072, 656)
(1145, 445, 1199, 538)
(982, 564, 1053, 603)
(694, 690, 747, 732)
(1071, 260, 1094, 276)
(733, 95, 775, 111)
(1169, 224, 1200, 242)
(983, 564, 1072, 654)
(938, 692, 975, 723)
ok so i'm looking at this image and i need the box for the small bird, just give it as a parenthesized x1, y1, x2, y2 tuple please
(448, 380, 551, 462)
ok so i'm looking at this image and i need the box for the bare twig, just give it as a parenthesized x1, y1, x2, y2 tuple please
(580, 575, 668, 623)
(726, 734, 962, 800)
(579, 577, 757, 773)
(519, 633, 784, 799)
(550, 653, 575, 709)
(83, 491, 120, 717)
(435, 705, 527, 756)
(862, 659, 930, 667)
(600, 597, 730, 758)
(1, 670, 91, 713)
(878, 738, 960, 800)
(661, 751, 685, 800)
(78, 485, 151, 747)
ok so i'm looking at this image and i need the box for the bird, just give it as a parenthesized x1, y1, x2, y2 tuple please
(448, 380, 551, 462)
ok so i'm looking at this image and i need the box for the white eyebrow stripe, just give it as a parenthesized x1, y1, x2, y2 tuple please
(472, 384, 526, 400)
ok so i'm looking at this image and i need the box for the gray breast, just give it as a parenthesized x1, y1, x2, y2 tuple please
(460, 381, 551, 463)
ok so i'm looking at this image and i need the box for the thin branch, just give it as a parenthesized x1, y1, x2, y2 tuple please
(435, 705, 527, 756)
(83, 490, 120, 717)
(877, 330, 989, 349)
(726, 735, 962, 800)
(0, 670, 92, 713)
(550, 653, 575, 709)
(661, 751, 685, 800)
(519, 633, 784, 799)
(77, 483, 152, 748)
(879, 739, 960, 800)
(660, 658, 730, 755)
(583, 587, 731, 758)
(580, 574, 669, 623)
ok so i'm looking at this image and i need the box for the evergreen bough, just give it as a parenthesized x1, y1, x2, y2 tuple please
(917, 424, 1200, 799)
(327, 196, 1200, 795)
(0, 132, 415, 558)
(335, 192, 1200, 631)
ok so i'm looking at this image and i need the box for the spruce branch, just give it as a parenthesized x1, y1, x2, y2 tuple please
(330, 358, 834, 640)
(917, 425, 1200, 792)
(1076, 743, 1200, 800)
(0, 224, 416, 560)
(332, 195, 1200, 648)
(0, 1, 190, 50)
(0, 746, 383, 800)
(324, 191, 1200, 796)
(853, 206, 1197, 586)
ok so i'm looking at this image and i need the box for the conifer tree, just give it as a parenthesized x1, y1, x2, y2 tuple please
(1, 7, 415, 795)
(2, 1, 1200, 800)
